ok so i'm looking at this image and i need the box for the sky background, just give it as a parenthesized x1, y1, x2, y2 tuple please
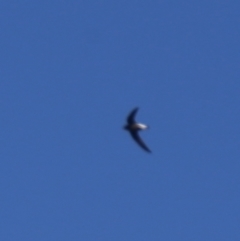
(0, 1, 240, 240)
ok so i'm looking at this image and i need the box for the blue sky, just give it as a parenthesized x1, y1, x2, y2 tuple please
(0, 1, 239, 240)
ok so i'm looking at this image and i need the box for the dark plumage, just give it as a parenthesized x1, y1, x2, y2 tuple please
(124, 107, 151, 153)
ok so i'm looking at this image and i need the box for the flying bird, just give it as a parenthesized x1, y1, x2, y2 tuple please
(124, 107, 151, 153)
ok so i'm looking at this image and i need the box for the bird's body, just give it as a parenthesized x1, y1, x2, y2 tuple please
(125, 123, 148, 130)
(124, 107, 151, 153)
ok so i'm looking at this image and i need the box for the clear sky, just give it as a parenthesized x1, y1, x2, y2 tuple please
(0, 1, 239, 240)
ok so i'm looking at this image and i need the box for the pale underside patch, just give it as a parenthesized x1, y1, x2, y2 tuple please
(131, 123, 148, 130)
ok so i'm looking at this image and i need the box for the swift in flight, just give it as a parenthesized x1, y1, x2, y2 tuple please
(124, 107, 151, 153)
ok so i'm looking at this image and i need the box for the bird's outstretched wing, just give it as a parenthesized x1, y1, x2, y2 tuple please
(130, 131, 151, 153)
(127, 107, 139, 124)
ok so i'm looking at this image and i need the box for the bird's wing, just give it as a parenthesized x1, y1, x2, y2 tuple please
(130, 131, 151, 153)
(127, 107, 139, 124)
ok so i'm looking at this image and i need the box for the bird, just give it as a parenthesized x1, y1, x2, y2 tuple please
(124, 107, 151, 153)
